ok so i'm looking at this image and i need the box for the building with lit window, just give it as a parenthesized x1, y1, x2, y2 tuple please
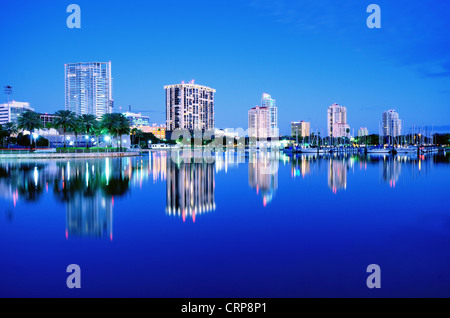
(291, 121, 310, 138)
(0, 101, 34, 125)
(248, 106, 270, 139)
(357, 127, 369, 137)
(327, 103, 350, 138)
(261, 93, 278, 137)
(139, 125, 166, 139)
(382, 110, 401, 138)
(65, 62, 113, 117)
(165, 81, 215, 133)
(123, 112, 150, 127)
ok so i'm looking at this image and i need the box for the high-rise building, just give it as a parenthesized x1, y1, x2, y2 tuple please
(248, 106, 270, 139)
(291, 121, 310, 138)
(382, 110, 401, 137)
(261, 93, 278, 137)
(65, 62, 113, 117)
(327, 103, 350, 138)
(0, 101, 34, 125)
(165, 82, 215, 132)
(357, 127, 369, 137)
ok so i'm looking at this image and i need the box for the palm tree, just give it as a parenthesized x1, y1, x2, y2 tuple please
(3, 122, 18, 148)
(135, 129, 145, 148)
(0, 125, 6, 147)
(100, 113, 120, 147)
(79, 114, 98, 148)
(92, 121, 103, 148)
(53, 110, 76, 148)
(71, 119, 84, 148)
(16, 111, 43, 150)
(117, 115, 131, 150)
(131, 128, 140, 145)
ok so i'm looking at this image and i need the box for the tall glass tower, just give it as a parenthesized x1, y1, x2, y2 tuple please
(65, 62, 113, 117)
(261, 93, 278, 137)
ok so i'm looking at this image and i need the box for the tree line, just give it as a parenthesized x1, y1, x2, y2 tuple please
(0, 110, 132, 150)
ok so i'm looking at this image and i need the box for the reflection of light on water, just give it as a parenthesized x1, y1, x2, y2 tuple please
(34, 167, 38, 187)
(67, 162, 70, 181)
(86, 163, 89, 187)
(13, 190, 17, 207)
(105, 158, 110, 185)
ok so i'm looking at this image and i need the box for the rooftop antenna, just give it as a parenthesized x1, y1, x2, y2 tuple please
(4, 85, 12, 103)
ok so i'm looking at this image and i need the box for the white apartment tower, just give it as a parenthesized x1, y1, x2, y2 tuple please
(357, 127, 369, 137)
(327, 103, 350, 138)
(382, 110, 402, 137)
(248, 106, 270, 139)
(261, 93, 278, 137)
(65, 62, 113, 117)
(165, 82, 215, 131)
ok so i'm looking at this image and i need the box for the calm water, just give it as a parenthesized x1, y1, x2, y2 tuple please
(0, 150, 449, 297)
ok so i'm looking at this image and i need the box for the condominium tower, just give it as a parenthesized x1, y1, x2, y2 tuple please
(65, 62, 113, 117)
(357, 127, 369, 137)
(248, 106, 270, 139)
(382, 110, 402, 137)
(327, 103, 350, 138)
(261, 93, 278, 137)
(165, 82, 215, 132)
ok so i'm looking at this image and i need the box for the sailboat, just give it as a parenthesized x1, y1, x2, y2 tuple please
(367, 121, 393, 154)
(395, 145, 417, 154)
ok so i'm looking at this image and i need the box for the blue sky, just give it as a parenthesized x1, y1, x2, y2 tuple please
(1, 0, 449, 135)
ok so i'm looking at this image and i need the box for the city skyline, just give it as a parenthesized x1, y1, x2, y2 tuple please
(1, 1, 449, 135)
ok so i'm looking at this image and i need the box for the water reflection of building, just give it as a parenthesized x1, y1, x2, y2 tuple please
(290, 154, 313, 178)
(328, 158, 349, 193)
(381, 157, 402, 188)
(53, 159, 132, 240)
(248, 152, 279, 206)
(58, 160, 114, 240)
(166, 159, 216, 222)
(66, 191, 113, 240)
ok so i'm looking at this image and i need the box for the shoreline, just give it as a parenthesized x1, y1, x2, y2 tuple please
(0, 151, 140, 159)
